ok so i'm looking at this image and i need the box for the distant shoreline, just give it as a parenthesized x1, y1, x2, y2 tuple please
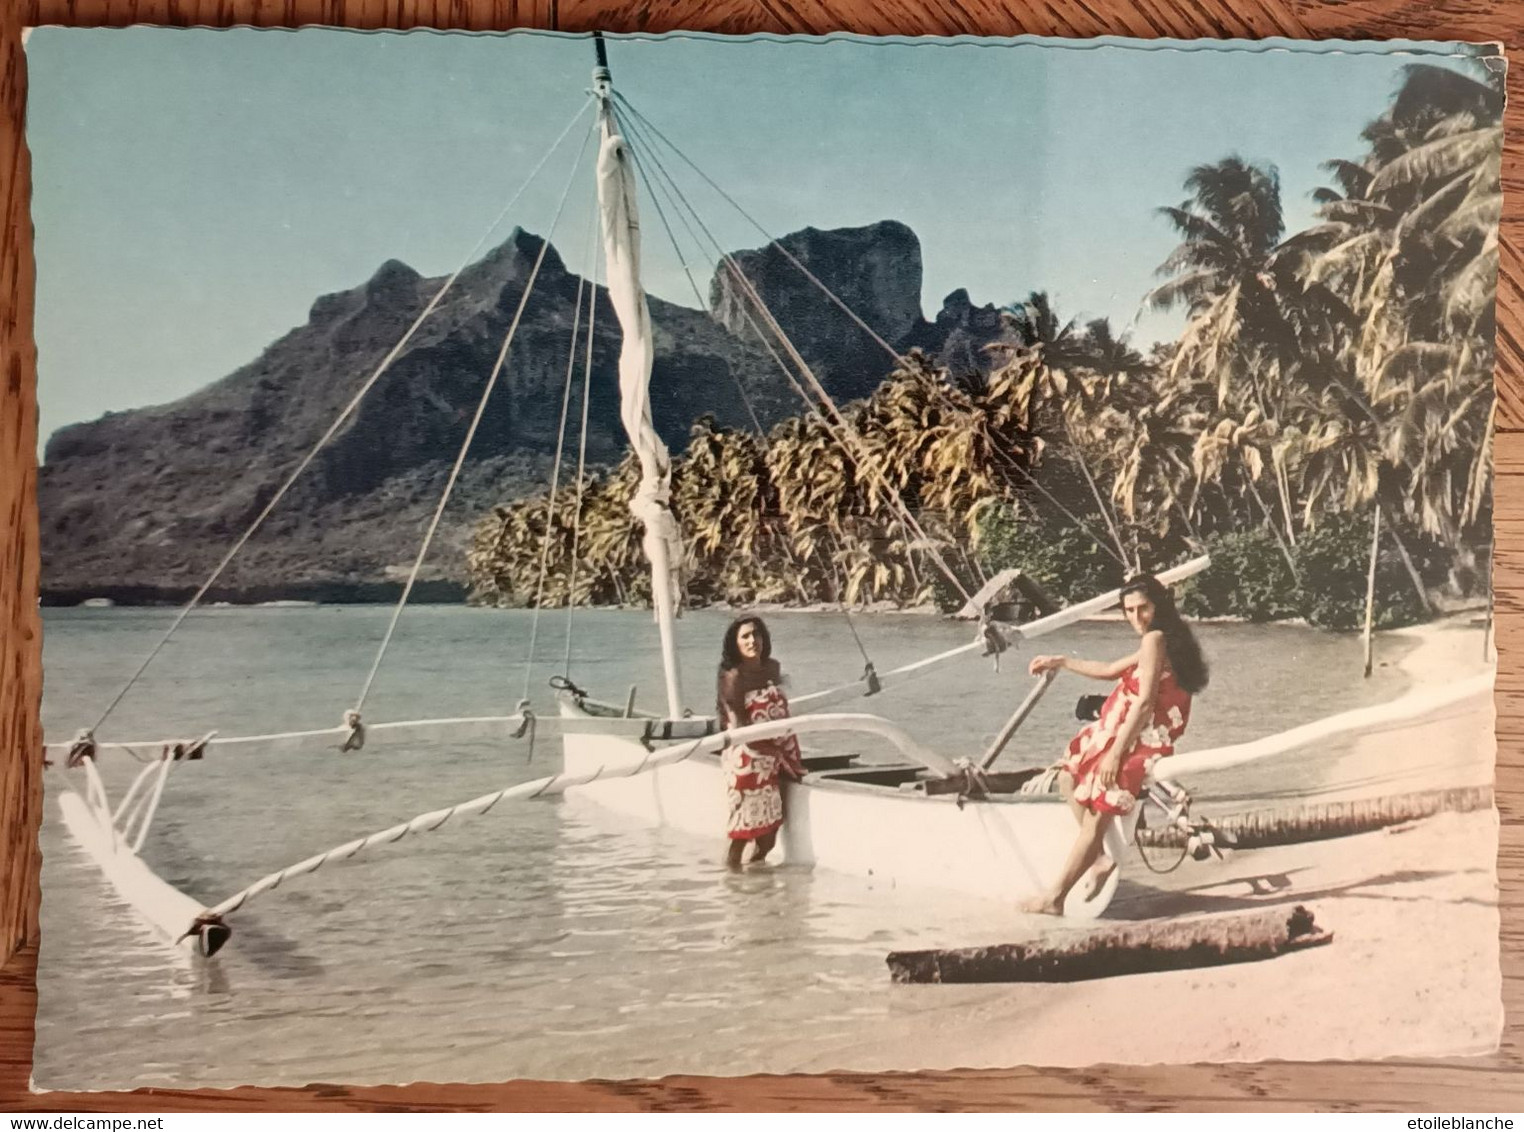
(43, 590, 1491, 634)
(38, 579, 469, 608)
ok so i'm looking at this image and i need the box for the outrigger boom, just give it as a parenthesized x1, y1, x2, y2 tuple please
(61, 710, 949, 955)
(49, 555, 1215, 952)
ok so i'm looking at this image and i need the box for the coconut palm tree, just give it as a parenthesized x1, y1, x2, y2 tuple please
(1146, 156, 1315, 547)
(1295, 61, 1500, 578)
(987, 296, 1139, 564)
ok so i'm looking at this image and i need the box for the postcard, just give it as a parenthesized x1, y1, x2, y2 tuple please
(25, 27, 1501, 1087)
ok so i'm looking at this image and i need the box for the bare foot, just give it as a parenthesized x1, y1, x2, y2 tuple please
(1080, 854, 1117, 901)
(1019, 893, 1064, 916)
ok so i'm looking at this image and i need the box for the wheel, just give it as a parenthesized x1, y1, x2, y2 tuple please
(1060, 817, 1128, 919)
(1133, 781, 1191, 875)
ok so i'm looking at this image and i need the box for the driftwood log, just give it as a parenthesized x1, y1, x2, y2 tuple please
(887, 905, 1331, 984)
(1139, 785, 1493, 851)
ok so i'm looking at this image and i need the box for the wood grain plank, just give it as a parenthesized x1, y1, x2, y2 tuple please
(1, 0, 42, 968)
(2, 0, 1520, 1112)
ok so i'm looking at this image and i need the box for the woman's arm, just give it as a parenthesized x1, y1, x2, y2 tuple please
(1027, 650, 1140, 681)
(1098, 631, 1165, 786)
(717, 669, 747, 728)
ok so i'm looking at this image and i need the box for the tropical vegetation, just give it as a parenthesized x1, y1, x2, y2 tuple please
(468, 63, 1500, 630)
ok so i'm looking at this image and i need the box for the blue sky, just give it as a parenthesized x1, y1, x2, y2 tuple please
(25, 28, 1487, 451)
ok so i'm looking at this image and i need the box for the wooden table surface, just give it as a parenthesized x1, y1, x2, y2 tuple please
(2, 0, 1523, 1112)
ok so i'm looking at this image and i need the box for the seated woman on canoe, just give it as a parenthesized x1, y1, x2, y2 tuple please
(716, 616, 805, 869)
(1022, 574, 1209, 916)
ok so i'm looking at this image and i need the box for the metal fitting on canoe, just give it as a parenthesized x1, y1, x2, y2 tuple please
(978, 618, 1009, 670)
(340, 710, 365, 753)
(66, 729, 97, 769)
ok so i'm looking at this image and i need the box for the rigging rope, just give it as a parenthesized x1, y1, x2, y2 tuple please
(614, 106, 877, 669)
(613, 93, 907, 368)
(192, 706, 948, 928)
(613, 108, 764, 434)
(353, 118, 600, 718)
(610, 102, 972, 605)
(84, 96, 598, 739)
(561, 211, 601, 678)
(614, 93, 1131, 582)
(198, 728, 713, 924)
(712, 244, 971, 602)
(523, 187, 600, 704)
(996, 452, 1130, 569)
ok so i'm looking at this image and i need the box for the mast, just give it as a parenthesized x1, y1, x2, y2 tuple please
(592, 34, 686, 718)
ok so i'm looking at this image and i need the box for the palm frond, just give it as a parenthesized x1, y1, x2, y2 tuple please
(1368, 127, 1502, 198)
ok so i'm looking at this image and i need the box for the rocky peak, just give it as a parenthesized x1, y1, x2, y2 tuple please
(930, 287, 1006, 378)
(37, 220, 1018, 603)
(708, 220, 929, 401)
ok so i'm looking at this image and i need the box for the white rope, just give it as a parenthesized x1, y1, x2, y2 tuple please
(716, 256, 972, 601)
(83, 97, 598, 737)
(611, 103, 971, 604)
(111, 759, 166, 826)
(618, 118, 877, 661)
(201, 735, 706, 922)
(525, 191, 598, 701)
(616, 94, 1131, 579)
(790, 639, 984, 711)
(562, 210, 601, 676)
(614, 92, 907, 368)
(353, 118, 599, 717)
(128, 753, 175, 854)
(80, 758, 112, 835)
(791, 556, 1212, 709)
(196, 709, 946, 927)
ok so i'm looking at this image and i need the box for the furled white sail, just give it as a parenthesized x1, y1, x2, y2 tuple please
(596, 104, 686, 716)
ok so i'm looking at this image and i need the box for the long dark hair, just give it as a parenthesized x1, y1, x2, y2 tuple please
(1121, 574, 1209, 694)
(719, 615, 773, 674)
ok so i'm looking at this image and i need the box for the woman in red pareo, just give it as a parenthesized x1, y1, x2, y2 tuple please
(716, 616, 804, 869)
(1022, 574, 1208, 916)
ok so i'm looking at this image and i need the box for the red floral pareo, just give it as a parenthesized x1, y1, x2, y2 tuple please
(723, 684, 804, 840)
(1061, 664, 1192, 815)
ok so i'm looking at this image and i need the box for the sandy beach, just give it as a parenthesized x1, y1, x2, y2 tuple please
(803, 616, 1501, 1071)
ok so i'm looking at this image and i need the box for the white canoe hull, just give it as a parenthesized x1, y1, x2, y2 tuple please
(560, 709, 1124, 916)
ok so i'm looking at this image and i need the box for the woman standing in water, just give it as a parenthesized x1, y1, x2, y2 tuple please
(716, 616, 805, 869)
(1022, 574, 1209, 915)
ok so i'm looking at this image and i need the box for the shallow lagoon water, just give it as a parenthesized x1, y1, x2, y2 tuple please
(35, 605, 1414, 1088)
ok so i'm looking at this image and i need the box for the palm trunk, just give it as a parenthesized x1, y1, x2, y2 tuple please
(1246, 478, 1300, 581)
(902, 524, 925, 593)
(1363, 506, 1381, 679)
(1378, 502, 1433, 614)
(774, 519, 817, 605)
(824, 527, 850, 605)
(960, 542, 989, 587)
(1273, 455, 1298, 547)
(1063, 418, 1130, 567)
(1173, 499, 1204, 547)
